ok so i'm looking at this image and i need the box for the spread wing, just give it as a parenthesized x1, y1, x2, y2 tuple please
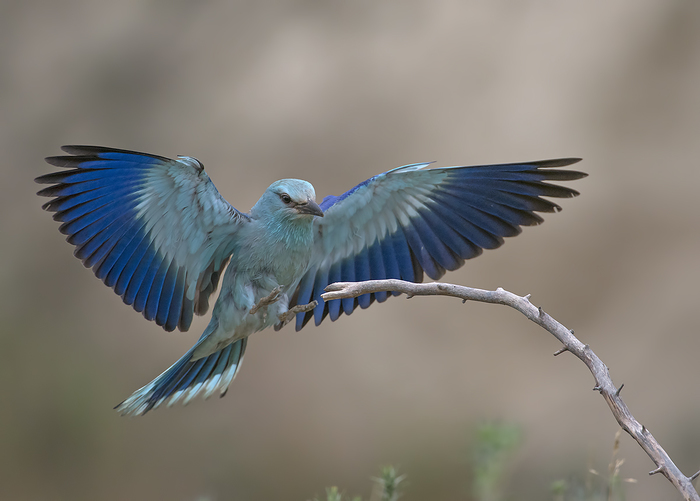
(291, 158, 585, 330)
(36, 146, 249, 332)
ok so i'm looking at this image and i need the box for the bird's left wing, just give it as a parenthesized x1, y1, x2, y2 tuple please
(290, 158, 585, 330)
(36, 146, 249, 332)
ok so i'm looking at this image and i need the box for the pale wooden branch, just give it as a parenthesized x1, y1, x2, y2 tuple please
(320, 279, 700, 501)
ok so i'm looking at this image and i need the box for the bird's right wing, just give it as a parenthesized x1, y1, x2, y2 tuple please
(36, 146, 250, 332)
(291, 158, 585, 330)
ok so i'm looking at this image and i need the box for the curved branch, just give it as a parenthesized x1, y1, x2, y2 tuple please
(320, 279, 700, 501)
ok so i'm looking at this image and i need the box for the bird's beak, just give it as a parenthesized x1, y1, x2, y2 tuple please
(295, 199, 324, 217)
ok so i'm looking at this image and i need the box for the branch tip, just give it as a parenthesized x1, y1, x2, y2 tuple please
(553, 346, 569, 356)
(649, 466, 664, 476)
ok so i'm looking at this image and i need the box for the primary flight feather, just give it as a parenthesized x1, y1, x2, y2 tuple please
(36, 146, 585, 416)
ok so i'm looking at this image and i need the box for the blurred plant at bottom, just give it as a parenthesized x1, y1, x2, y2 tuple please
(310, 425, 636, 501)
(310, 465, 405, 501)
(471, 422, 523, 501)
(551, 429, 637, 501)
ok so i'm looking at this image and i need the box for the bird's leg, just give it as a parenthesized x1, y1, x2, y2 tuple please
(277, 300, 318, 325)
(249, 286, 283, 315)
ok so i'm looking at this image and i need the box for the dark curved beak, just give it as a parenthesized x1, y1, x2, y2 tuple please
(295, 199, 324, 217)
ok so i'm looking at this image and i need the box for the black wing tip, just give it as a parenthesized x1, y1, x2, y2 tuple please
(60, 145, 131, 155)
(537, 159, 587, 181)
(533, 157, 582, 168)
(47, 145, 173, 163)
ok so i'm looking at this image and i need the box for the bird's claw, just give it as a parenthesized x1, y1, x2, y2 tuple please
(277, 300, 318, 325)
(249, 286, 283, 315)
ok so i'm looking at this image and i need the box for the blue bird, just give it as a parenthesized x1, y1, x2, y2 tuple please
(36, 146, 585, 416)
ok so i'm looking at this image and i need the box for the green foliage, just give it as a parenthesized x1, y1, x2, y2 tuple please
(312, 486, 360, 501)
(309, 466, 403, 501)
(312, 427, 635, 501)
(471, 422, 522, 501)
(550, 430, 636, 501)
(371, 465, 406, 501)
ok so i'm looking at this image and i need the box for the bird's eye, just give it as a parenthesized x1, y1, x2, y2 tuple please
(279, 193, 292, 204)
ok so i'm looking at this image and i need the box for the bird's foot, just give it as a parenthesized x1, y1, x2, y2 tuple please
(249, 286, 283, 315)
(277, 300, 318, 325)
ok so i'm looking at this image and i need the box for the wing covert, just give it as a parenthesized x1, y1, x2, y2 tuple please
(292, 159, 585, 330)
(36, 145, 249, 332)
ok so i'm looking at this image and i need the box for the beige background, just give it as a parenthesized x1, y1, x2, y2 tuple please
(2, 1, 700, 499)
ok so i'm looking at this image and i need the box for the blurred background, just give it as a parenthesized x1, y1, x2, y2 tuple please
(2, 0, 700, 499)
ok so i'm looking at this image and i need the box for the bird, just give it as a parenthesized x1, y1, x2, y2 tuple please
(36, 145, 585, 416)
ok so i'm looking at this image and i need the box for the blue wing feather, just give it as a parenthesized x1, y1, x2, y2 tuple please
(340, 253, 356, 315)
(390, 225, 421, 284)
(108, 223, 151, 291)
(312, 266, 330, 325)
(354, 247, 372, 309)
(72, 208, 133, 250)
(37, 146, 247, 332)
(144, 258, 171, 322)
(164, 268, 186, 332)
(133, 251, 163, 314)
(291, 158, 585, 330)
(327, 260, 343, 320)
(368, 240, 387, 302)
(292, 271, 316, 330)
(155, 262, 178, 327)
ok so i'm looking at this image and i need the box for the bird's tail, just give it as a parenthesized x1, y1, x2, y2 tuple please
(115, 337, 248, 417)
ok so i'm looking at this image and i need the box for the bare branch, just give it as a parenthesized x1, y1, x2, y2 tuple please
(320, 279, 700, 501)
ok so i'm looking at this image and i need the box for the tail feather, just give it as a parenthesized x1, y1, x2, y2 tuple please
(115, 337, 248, 416)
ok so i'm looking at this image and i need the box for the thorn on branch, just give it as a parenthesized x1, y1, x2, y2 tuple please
(538, 306, 544, 317)
(570, 329, 575, 334)
(649, 466, 664, 476)
(592, 385, 602, 393)
(553, 346, 569, 356)
(616, 383, 625, 397)
(524, 293, 531, 302)
(642, 425, 646, 434)
(406, 294, 414, 299)
(462, 298, 468, 304)
(690, 469, 700, 482)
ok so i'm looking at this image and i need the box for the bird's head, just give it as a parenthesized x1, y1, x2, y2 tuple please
(252, 179, 324, 221)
